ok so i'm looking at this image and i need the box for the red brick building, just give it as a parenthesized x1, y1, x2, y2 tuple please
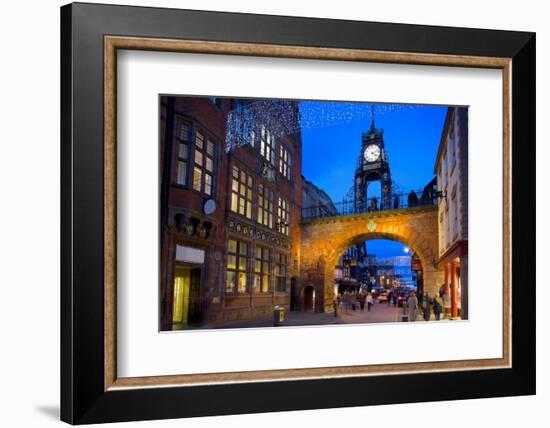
(159, 96, 302, 330)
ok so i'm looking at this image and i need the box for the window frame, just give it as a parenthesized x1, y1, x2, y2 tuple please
(260, 125, 275, 165)
(230, 164, 254, 219)
(277, 196, 290, 236)
(275, 252, 288, 293)
(253, 245, 271, 293)
(192, 130, 216, 196)
(174, 118, 190, 186)
(172, 118, 218, 197)
(226, 238, 249, 294)
(257, 183, 274, 229)
(279, 144, 291, 180)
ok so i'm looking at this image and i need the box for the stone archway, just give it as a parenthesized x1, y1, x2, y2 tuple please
(299, 206, 442, 312)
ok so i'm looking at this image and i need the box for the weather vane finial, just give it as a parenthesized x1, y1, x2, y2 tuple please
(370, 104, 375, 129)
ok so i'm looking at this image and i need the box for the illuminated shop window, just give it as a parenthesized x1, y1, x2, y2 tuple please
(226, 239, 248, 294)
(230, 165, 253, 219)
(254, 246, 271, 293)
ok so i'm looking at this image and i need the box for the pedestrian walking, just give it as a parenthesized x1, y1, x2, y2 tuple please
(343, 291, 350, 312)
(422, 293, 433, 321)
(433, 293, 444, 320)
(407, 292, 418, 321)
(358, 291, 366, 311)
(366, 292, 374, 312)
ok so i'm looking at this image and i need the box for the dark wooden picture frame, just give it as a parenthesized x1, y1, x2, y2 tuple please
(61, 2, 535, 424)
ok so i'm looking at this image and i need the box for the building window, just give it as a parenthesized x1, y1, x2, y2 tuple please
(260, 125, 275, 165)
(452, 194, 459, 238)
(446, 210, 451, 247)
(192, 131, 216, 196)
(226, 239, 248, 294)
(230, 165, 253, 219)
(277, 197, 290, 235)
(444, 147, 449, 185)
(449, 121, 457, 172)
(246, 129, 256, 147)
(275, 253, 288, 292)
(253, 246, 271, 293)
(175, 119, 190, 185)
(257, 184, 274, 228)
(279, 144, 291, 180)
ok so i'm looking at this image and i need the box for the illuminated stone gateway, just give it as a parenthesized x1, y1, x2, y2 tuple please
(298, 206, 442, 312)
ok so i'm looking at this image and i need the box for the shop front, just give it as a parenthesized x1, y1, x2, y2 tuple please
(437, 240, 468, 320)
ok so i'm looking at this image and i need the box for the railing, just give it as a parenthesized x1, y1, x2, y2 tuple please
(301, 191, 437, 221)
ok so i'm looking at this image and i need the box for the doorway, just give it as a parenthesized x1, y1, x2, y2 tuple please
(172, 266, 202, 328)
(303, 285, 315, 312)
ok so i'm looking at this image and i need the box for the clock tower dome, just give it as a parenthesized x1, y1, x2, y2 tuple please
(354, 117, 392, 213)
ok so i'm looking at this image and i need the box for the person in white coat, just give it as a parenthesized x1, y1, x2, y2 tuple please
(407, 292, 418, 322)
(366, 292, 374, 312)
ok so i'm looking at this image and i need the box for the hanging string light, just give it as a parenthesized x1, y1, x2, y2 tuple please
(225, 99, 418, 152)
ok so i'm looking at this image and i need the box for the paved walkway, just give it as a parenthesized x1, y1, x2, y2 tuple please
(203, 300, 457, 329)
(203, 310, 346, 329)
(204, 302, 411, 329)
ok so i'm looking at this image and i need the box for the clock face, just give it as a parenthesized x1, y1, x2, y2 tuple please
(364, 144, 381, 162)
(203, 199, 217, 215)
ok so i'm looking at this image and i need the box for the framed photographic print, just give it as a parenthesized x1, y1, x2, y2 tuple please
(60, 2, 535, 424)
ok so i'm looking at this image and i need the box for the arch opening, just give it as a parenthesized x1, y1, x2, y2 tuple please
(334, 238, 423, 305)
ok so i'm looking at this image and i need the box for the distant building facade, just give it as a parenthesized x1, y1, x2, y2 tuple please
(434, 107, 468, 319)
(302, 177, 338, 219)
(160, 96, 302, 330)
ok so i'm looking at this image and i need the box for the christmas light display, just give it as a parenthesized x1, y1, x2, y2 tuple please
(225, 99, 417, 151)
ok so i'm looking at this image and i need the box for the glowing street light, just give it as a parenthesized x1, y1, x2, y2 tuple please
(403, 246, 410, 254)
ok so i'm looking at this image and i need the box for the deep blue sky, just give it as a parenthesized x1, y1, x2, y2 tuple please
(367, 239, 410, 257)
(300, 102, 448, 202)
(299, 101, 447, 259)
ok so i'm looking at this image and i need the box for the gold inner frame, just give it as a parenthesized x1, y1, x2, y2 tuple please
(104, 35, 512, 391)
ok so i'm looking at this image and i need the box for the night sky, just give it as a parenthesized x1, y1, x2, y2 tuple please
(300, 101, 448, 257)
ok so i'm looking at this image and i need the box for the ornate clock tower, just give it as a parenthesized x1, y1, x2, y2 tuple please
(354, 118, 392, 212)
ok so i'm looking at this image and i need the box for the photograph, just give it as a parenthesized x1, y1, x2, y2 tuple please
(159, 96, 468, 331)
(53, 1, 535, 424)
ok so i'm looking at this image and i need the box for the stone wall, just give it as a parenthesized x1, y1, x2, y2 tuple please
(299, 206, 441, 312)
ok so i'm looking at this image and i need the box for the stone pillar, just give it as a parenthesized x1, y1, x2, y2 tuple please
(323, 266, 336, 313)
(443, 264, 451, 316)
(423, 266, 443, 297)
(450, 261, 459, 319)
(160, 228, 176, 331)
(460, 256, 468, 320)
